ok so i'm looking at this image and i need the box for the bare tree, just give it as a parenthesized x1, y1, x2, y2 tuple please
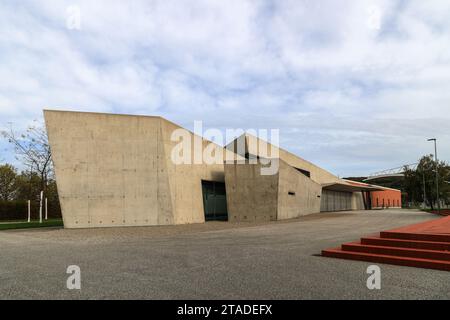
(1, 121, 53, 201)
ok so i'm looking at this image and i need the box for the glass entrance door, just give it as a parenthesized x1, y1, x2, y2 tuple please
(201, 181, 228, 221)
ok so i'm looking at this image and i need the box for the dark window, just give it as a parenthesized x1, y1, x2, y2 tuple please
(294, 167, 311, 178)
(244, 153, 259, 160)
(288, 191, 296, 196)
(201, 181, 228, 221)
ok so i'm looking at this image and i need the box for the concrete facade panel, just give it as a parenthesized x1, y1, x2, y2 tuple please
(159, 119, 226, 225)
(46, 111, 171, 228)
(277, 160, 322, 220)
(224, 162, 278, 222)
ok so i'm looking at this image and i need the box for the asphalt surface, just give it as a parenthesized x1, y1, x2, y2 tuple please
(0, 209, 449, 300)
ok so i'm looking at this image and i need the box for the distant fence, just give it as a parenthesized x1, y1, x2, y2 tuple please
(0, 200, 61, 221)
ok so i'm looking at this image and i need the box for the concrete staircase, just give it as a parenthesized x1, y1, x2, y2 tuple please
(322, 216, 450, 271)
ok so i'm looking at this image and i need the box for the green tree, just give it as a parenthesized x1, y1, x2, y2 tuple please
(0, 164, 18, 201)
(403, 155, 450, 210)
(14, 170, 43, 202)
(8, 170, 61, 218)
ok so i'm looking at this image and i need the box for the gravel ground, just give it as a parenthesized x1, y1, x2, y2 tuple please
(0, 209, 449, 300)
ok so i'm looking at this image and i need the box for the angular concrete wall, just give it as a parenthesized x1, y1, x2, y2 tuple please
(227, 134, 369, 212)
(45, 110, 231, 229)
(45, 111, 164, 228)
(277, 160, 322, 220)
(227, 134, 340, 185)
(224, 161, 278, 222)
(224, 158, 322, 222)
(159, 118, 227, 225)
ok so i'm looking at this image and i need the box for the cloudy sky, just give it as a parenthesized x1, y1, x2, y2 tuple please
(1, 0, 449, 176)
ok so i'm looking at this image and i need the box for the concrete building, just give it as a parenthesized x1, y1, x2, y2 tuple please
(45, 110, 401, 229)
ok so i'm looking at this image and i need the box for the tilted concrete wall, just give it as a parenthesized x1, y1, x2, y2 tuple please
(224, 161, 278, 222)
(224, 158, 322, 222)
(159, 119, 228, 225)
(227, 134, 340, 185)
(227, 134, 368, 213)
(46, 111, 165, 228)
(45, 110, 234, 229)
(277, 160, 322, 220)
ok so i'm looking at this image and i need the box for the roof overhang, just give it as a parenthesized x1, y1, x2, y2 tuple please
(363, 174, 404, 181)
(322, 182, 384, 193)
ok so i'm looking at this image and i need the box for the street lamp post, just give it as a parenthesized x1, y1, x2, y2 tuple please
(422, 171, 427, 209)
(427, 138, 440, 214)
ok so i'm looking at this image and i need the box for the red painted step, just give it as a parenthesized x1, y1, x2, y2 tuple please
(322, 248, 450, 272)
(380, 231, 450, 243)
(430, 209, 450, 216)
(322, 216, 450, 271)
(382, 216, 450, 237)
(341, 242, 450, 261)
(361, 237, 450, 251)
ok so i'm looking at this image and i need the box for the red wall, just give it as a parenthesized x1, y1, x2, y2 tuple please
(371, 189, 402, 208)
